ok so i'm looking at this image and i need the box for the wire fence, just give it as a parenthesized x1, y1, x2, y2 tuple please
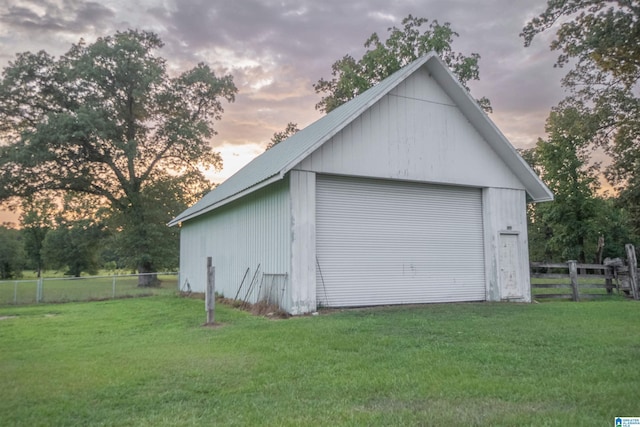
(0, 272, 178, 306)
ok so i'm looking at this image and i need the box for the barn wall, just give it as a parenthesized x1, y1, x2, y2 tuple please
(179, 179, 292, 310)
(294, 68, 524, 191)
(482, 187, 531, 302)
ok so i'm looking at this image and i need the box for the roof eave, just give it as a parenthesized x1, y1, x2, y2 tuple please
(167, 173, 284, 226)
(424, 56, 553, 203)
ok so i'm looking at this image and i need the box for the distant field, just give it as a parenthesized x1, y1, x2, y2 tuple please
(1, 296, 639, 426)
(0, 273, 178, 305)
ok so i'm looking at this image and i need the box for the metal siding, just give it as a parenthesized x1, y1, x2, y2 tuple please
(296, 72, 525, 191)
(289, 171, 317, 314)
(316, 175, 485, 307)
(179, 179, 291, 310)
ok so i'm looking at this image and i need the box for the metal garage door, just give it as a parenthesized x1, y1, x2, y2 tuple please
(316, 175, 485, 307)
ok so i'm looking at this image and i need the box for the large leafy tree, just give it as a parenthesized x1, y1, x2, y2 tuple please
(314, 14, 491, 113)
(522, 1, 640, 236)
(0, 30, 237, 285)
(107, 170, 210, 273)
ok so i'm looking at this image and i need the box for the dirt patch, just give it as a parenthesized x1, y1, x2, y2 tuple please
(180, 292, 290, 319)
(0, 316, 17, 321)
(215, 296, 290, 319)
(201, 322, 226, 329)
(248, 300, 290, 319)
(179, 291, 205, 300)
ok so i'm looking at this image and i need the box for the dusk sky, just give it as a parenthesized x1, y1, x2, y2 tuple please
(0, 0, 566, 224)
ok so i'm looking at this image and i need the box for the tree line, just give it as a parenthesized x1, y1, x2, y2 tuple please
(1, 2, 638, 281)
(521, 0, 640, 262)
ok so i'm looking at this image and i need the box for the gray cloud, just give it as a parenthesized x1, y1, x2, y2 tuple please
(1, 0, 115, 34)
(0, 0, 568, 223)
(0, 0, 563, 151)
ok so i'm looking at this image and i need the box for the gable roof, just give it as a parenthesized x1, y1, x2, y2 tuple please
(169, 53, 552, 226)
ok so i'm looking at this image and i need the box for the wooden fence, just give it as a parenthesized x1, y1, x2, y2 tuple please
(530, 244, 640, 301)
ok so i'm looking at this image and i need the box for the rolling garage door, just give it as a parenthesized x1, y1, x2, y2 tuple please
(316, 175, 485, 307)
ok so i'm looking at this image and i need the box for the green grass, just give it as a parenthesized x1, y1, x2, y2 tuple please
(1, 297, 639, 426)
(0, 274, 177, 305)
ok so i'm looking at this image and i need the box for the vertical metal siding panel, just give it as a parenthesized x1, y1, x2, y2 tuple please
(316, 175, 485, 307)
(294, 71, 525, 191)
(483, 188, 531, 302)
(179, 180, 290, 306)
(289, 171, 317, 314)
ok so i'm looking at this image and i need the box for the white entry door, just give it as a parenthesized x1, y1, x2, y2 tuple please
(499, 233, 522, 300)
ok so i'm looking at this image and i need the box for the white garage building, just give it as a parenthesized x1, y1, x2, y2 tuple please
(169, 53, 553, 314)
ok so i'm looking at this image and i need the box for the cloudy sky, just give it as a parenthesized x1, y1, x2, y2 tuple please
(0, 0, 566, 223)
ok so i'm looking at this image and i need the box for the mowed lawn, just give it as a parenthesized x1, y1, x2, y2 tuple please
(1, 297, 639, 426)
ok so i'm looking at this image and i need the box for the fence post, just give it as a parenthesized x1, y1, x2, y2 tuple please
(112, 275, 117, 299)
(36, 278, 43, 303)
(14, 280, 18, 305)
(206, 257, 215, 325)
(568, 260, 579, 302)
(625, 244, 640, 300)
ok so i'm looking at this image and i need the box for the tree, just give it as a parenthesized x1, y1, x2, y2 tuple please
(0, 30, 237, 285)
(314, 14, 491, 113)
(42, 219, 105, 277)
(522, 107, 601, 262)
(39, 194, 108, 277)
(107, 170, 210, 274)
(0, 225, 25, 279)
(522, 1, 640, 237)
(524, 105, 638, 263)
(20, 195, 56, 277)
(591, 196, 638, 260)
(265, 122, 299, 151)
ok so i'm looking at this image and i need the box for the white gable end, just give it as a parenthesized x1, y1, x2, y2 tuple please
(295, 68, 524, 190)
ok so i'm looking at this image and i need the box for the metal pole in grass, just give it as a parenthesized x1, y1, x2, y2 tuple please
(112, 275, 116, 299)
(206, 257, 215, 325)
(36, 278, 43, 303)
(568, 260, 579, 302)
(14, 280, 18, 304)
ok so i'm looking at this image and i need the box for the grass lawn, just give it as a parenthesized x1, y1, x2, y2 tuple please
(1, 297, 639, 426)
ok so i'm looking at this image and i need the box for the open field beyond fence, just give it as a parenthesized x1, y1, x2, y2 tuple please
(0, 273, 178, 305)
(1, 296, 639, 426)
